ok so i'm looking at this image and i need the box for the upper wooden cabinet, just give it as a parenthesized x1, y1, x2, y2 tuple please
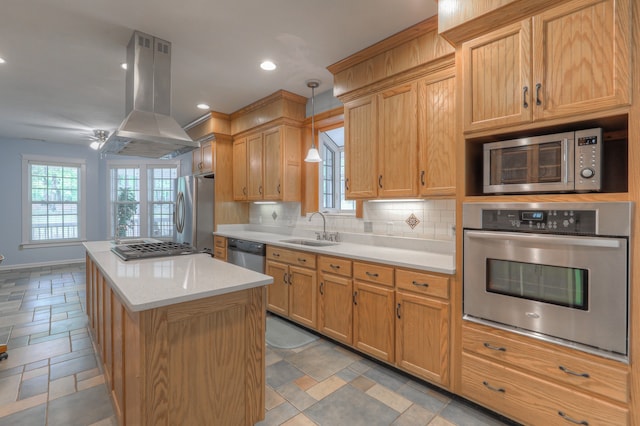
(378, 83, 419, 198)
(418, 68, 457, 197)
(192, 139, 213, 174)
(232, 138, 247, 200)
(344, 96, 378, 199)
(332, 17, 456, 201)
(233, 125, 302, 202)
(462, 0, 631, 133)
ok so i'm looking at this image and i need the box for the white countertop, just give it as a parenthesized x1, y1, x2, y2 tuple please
(83, 241, 273, 312)
(214, 229, 456, 275)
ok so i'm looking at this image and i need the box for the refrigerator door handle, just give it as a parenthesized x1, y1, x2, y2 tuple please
(176, 192, 185, 233)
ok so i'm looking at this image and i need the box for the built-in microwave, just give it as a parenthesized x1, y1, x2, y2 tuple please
(483, 128, 602, 194)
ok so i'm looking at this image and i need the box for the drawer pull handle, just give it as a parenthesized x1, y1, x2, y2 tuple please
(557, 411, 589, 425)
(483, 342, 506, 352)
(330, 264, 341, 269)
(366, 272, 379, 278)
(297, 258, 307, 263)
(482, 381, 505, 393)
(412, 281, 429, 287)
(272, 252, 280, 257)
(559, 366, 590, 378)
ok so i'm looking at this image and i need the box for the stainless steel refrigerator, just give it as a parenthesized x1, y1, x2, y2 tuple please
(175, 174, 215, 251)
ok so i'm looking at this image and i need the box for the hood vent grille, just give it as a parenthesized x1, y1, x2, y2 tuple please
(101, 31, 199, 159)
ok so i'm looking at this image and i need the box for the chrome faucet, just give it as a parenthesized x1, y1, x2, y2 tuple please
(309, 211, 326, 240)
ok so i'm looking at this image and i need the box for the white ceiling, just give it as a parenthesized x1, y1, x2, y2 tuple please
(0, 0, 438, 147)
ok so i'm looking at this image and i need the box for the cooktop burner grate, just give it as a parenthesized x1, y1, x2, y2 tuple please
(111, 241, 199, 261)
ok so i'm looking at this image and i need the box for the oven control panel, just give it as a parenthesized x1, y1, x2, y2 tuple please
(482, 209, 597, 234)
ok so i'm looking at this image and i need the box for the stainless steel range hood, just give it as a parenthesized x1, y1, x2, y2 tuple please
(101, 31, 199, 159)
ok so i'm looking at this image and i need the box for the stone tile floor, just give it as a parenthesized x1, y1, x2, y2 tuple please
(0, 263, 518, 426)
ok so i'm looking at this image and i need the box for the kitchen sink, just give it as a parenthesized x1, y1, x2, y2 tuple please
(280, 239, 338, 247)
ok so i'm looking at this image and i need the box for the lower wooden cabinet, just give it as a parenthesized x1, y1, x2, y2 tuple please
(213, 235, 227, 261)
(462, 353, 628, 425)
(353, 262, 396, 363)
(396, 291, 449, 386)
(461, 322, 629, 425)
(318, 256, 353, 345)
(86, 254, 266, 425)
(266, 246, 318, 329)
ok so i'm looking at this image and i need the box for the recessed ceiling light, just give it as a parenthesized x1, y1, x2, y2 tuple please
(0, 57, 6, 64)
(121, 62, 127, 70)
(197, 103, 210, 110)
(260, 60, 276, 71)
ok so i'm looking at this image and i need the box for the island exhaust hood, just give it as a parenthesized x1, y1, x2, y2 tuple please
(101, 31, 199, 159)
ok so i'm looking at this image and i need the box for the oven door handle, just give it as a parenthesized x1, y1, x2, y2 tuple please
(465, 230, 621, 248)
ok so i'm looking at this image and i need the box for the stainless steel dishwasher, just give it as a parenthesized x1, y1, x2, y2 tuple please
(227, 238, 266, 273)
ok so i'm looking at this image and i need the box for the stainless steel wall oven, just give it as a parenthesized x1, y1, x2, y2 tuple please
(463, 202, 632, 361)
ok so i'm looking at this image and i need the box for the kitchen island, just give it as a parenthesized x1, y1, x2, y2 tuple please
(83, 241, 273, 426)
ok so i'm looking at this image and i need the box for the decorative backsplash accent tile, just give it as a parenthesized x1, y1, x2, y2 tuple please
(272, 211, 278, 221)
(405, 213, 420, 229)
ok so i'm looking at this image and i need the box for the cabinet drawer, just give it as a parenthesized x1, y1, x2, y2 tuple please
(461, 353, 628, 426)
(267, 246, 316, 269)
(318, 256, 352, 277)
(214, 236, 227, 248)
(354, 262, 394, 287)
(213, 247, 226, 261)
(462, 323, 628, 403)
(396, 269, 449, 299)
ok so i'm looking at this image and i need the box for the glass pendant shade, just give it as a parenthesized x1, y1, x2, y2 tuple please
(304, 147, 322, 162)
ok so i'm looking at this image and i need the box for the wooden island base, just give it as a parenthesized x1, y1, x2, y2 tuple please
(86, 255, 266, 425)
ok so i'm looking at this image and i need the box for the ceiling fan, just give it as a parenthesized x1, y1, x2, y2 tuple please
(89, 129, 109, 150)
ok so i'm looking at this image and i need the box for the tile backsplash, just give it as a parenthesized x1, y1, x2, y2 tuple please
(249, 199, 456, 241)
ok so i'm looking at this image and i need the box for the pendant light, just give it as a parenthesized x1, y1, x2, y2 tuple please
(304, 79, 322, 163)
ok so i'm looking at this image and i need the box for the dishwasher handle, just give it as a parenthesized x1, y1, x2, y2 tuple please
(227, 238, 266, 256)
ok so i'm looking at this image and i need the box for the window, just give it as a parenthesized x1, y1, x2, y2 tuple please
(22, 156, 86, 246)
(319, 127, 354, 212)
(108, 162, 178, 239)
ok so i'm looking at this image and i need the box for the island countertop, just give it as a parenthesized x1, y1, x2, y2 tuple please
(83, 241, 273, 312)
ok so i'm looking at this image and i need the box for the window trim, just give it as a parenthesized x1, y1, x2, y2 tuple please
(318, 127, 354, 214)
(106, 159, 179, 240)
(21, 155, 87, 248)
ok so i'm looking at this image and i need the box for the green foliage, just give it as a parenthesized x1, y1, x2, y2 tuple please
(116, 187, 137, 237)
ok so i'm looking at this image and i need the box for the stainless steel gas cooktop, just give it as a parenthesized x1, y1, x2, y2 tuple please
(111, 241, 199, 261)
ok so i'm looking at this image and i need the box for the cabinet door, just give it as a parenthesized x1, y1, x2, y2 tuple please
(353, 281, 395, 362)
(532, 0, 631, 120)
(378, 83, 418, 197)
(462, 20, 532, 132)
(192, 145, 203, 174)
(344, 96, 378, 199)
(396, 291, 449, 386)
(288, 265, 317, 329)
(266, 260, 289, 316)
(263, 128, 283, 200)
(247, 133, 264, 200)
(232, 138, 247, 201)
(200, 141, 213, 173)
(318, 272, 353, 345)
(418, 70, 457, 197)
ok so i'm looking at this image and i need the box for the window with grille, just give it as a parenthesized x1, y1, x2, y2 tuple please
(108, 162, 178, 239)
(22, 156, 86, 245)
(319, 127, 354, 213)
